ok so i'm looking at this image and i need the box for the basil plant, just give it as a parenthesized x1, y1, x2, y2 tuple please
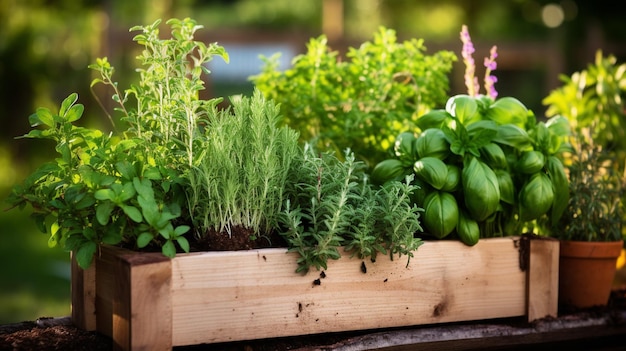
(371, 94, 571, 244)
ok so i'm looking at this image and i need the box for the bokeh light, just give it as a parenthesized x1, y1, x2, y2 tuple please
(542, 3, 565, 28)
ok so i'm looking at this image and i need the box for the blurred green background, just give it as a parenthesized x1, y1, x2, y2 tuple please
(1, 0, 625, 324)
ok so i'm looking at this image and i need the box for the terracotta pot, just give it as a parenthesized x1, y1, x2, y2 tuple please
(558, 240, 623, 309)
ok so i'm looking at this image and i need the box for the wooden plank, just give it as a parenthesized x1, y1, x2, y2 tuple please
(527, 237, 559, 321)
(70, 253, 96, 331)
(169, 237, 527, 345)
(107, 247, 172, 351)
(95, 246, 116, 338)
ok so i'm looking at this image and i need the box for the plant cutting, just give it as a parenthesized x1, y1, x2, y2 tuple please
(543, 51, 626, 309)
(371, 25, 571, 244)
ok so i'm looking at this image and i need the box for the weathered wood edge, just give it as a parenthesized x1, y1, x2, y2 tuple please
(527, 237, 559, 321)
(70, 252, 96, 331)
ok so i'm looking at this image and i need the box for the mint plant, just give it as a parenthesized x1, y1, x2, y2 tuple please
(7, 92, 191, 268)
(7, 18, 228, 268)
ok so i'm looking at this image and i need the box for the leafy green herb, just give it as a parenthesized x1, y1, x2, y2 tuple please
(251, 27, 456, 167)
(371, 26, 571, 242)
(7, 18, 228, 268)
(544, 129, 624, 242)
(187, 89, 300, 238)
(543, 50, 626, 170)
(373, 93, 570, 240)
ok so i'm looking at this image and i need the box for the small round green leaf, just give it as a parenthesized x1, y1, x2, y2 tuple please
(137, 232, 154, 248)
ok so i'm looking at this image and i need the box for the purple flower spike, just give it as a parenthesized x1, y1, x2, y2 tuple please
(460, 25, 479, 96)
(483, 45, 499, 100)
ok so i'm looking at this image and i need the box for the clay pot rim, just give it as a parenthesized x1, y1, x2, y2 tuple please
(559, 239, 623, 259)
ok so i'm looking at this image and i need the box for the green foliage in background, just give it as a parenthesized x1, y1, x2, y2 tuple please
(252, 27, 457, 168)
(543, 50, 626, 170)
(543, 50, 626, 242)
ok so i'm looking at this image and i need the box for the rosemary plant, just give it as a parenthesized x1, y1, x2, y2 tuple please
(187, 89, 300, 238)
(280, 145, 424, 273)
(548, 128, 624, 242)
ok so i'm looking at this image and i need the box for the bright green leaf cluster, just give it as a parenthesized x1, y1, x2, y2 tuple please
(543, 50, 626, 241)
(186, 89, 300, 238)
(544, 50, 626, 170)
(251, 27, 456, 168)
(8, 18, 227, 268)
(372, 94, 571, 243)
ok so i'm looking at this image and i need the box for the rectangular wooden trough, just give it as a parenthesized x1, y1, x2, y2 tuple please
(71, 236, 559, 350)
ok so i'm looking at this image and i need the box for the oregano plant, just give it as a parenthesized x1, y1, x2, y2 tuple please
(7, 18, 228, 268)
(252, 27, 456, 167)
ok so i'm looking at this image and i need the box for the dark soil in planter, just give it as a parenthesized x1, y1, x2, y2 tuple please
(194, 226, 287, 251)
(120, 224, 289, 253)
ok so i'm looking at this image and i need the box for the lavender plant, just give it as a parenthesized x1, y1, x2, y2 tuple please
(460, 24, 499, 100)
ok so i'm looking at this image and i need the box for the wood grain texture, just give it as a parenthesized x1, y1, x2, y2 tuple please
(76, 237, 559, 349)
(70, 253, 96, 331)
(93, 246, 172, 350)
(169, 237, 527, 345)
(527, 238, 559, 321)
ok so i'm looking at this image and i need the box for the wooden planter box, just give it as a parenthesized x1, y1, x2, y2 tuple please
(71, 236, 558, 350)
